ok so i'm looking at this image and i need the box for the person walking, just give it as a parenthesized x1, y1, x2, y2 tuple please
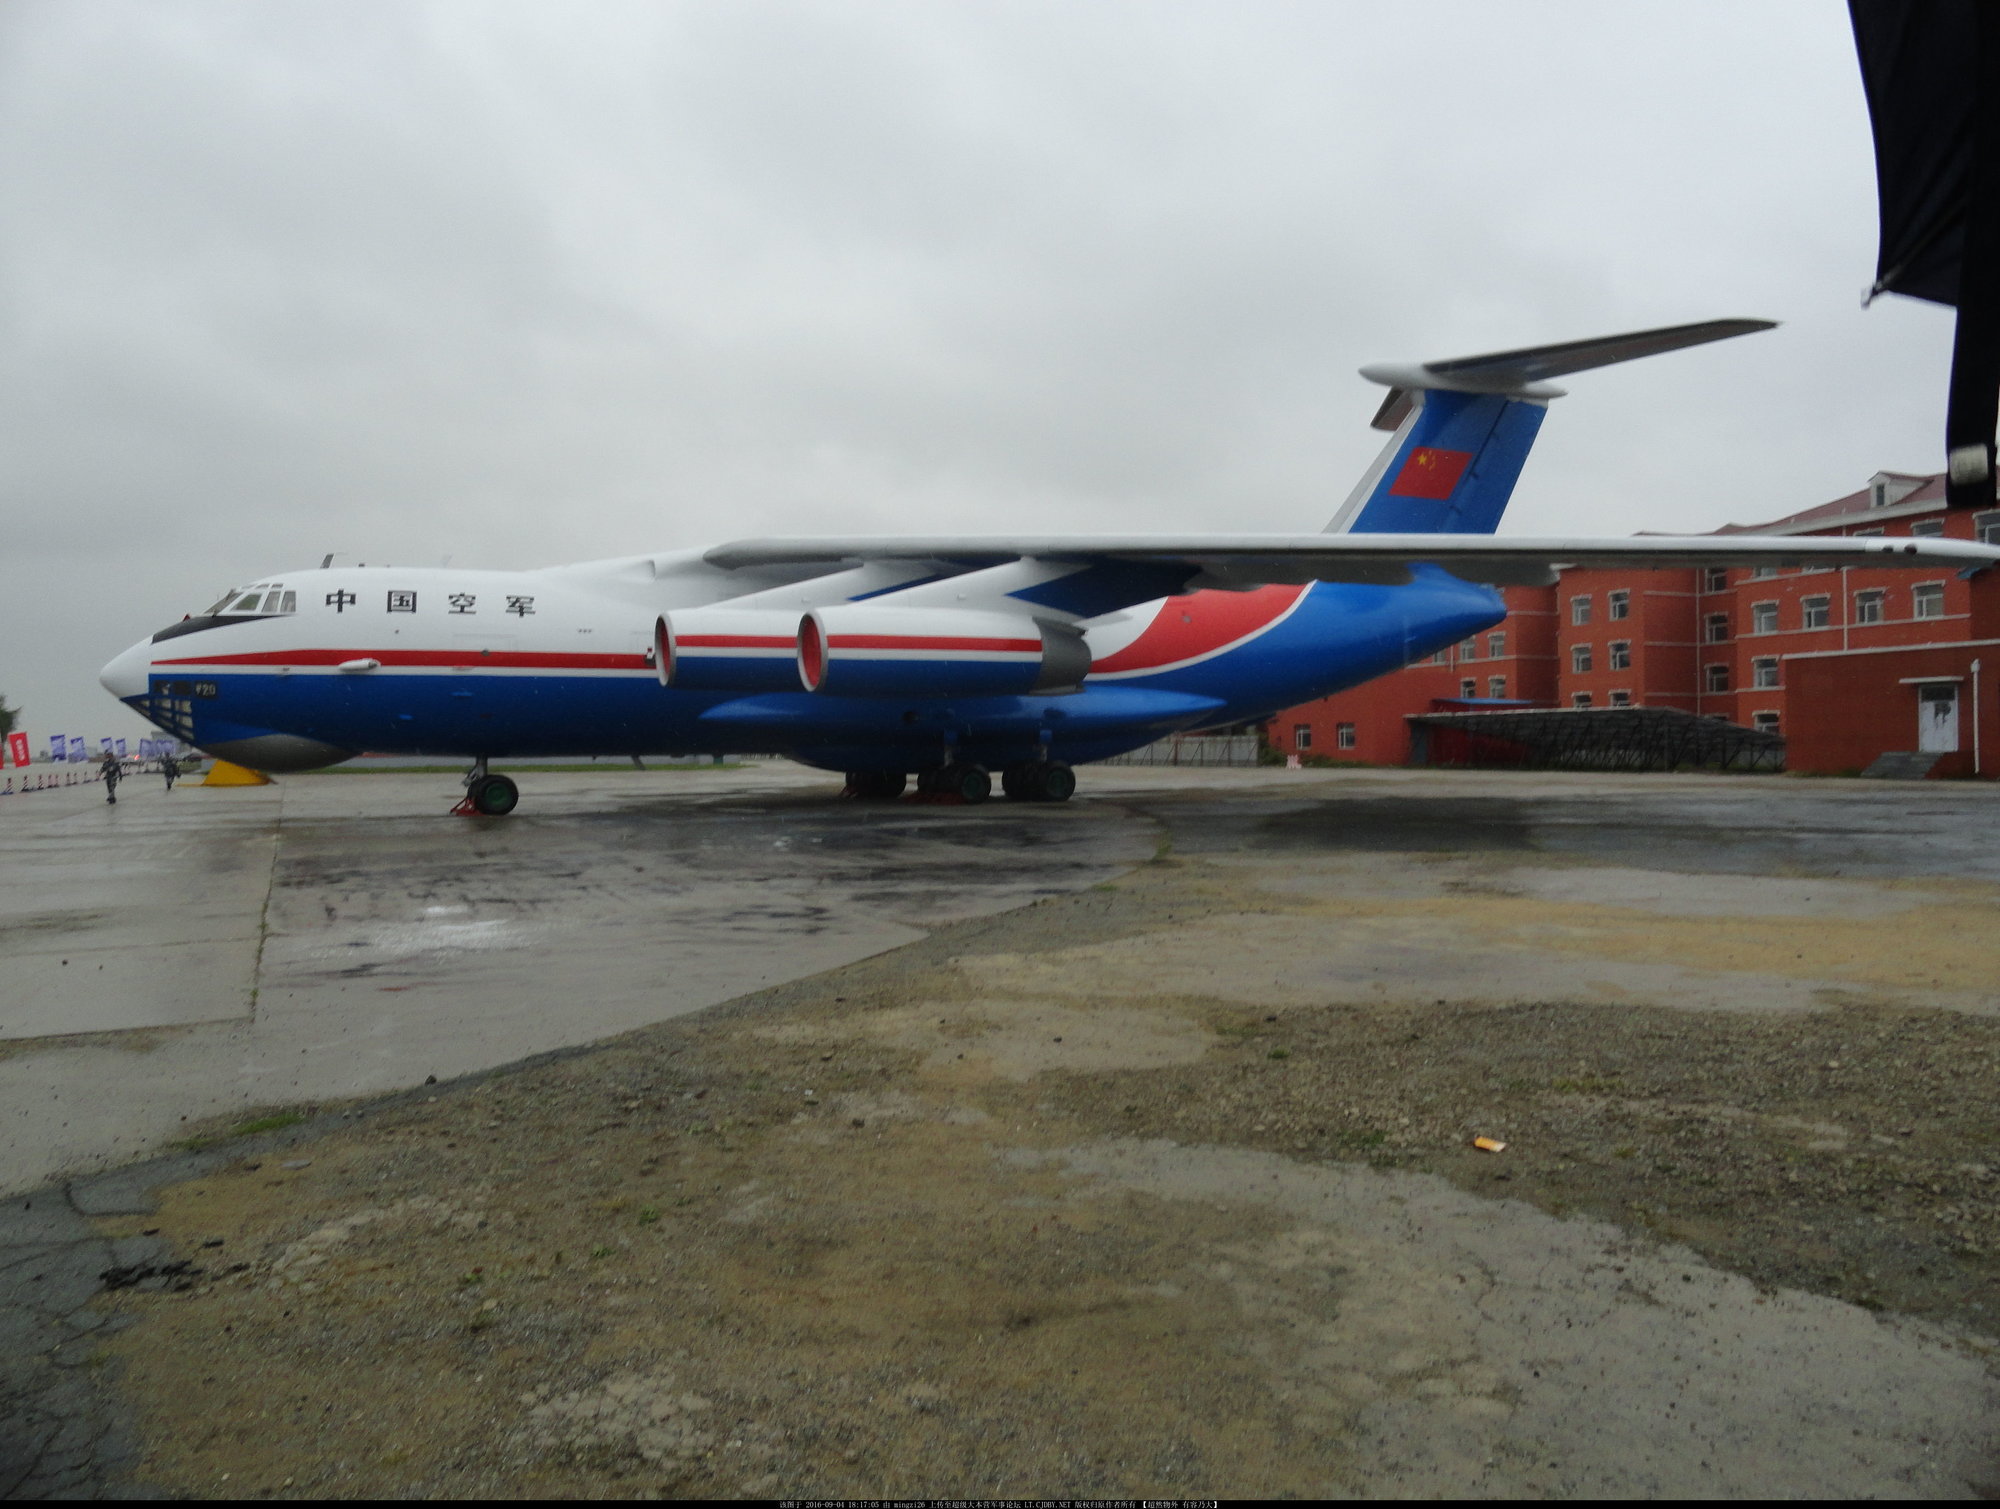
(99, 750, 121, 805)
(161, 754, 178, 792)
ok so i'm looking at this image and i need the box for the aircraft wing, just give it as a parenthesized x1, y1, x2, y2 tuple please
(704, 532, 2000, 593)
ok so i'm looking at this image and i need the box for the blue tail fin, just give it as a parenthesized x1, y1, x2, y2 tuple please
(1325, 318, 1775, 536)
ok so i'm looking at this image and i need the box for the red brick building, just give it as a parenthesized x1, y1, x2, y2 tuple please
(1269, 472, 2000, 777)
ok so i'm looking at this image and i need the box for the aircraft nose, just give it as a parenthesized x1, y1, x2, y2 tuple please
(99, 639, 152, 702)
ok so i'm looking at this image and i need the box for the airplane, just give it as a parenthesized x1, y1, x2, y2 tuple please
(99, 319, 2000, 815)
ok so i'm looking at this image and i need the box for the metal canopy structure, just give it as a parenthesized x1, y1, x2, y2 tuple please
(1409, 705, 1785, 773)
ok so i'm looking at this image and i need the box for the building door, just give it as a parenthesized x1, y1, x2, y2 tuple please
(1918, 684, 1960, 753)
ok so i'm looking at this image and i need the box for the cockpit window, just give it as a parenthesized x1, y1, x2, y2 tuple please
(200, 584, 296, 616)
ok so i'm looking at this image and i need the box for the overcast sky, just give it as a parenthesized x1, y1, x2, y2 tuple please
(0, 0, 1957, 738)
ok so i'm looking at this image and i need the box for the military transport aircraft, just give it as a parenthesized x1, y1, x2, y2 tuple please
(100, 320, 2000, 814)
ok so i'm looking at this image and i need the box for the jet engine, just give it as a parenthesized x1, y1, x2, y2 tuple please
(798, 606, 1090, 697)
(655, 610, 804, 691)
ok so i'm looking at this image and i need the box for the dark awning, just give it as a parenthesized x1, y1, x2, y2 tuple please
(1850, 1, 2000, 507)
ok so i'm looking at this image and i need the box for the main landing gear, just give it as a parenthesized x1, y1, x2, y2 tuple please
(1002, 762, 1076, 803)
(453, 758, 519, 817)
(844, 762, 1075, 805)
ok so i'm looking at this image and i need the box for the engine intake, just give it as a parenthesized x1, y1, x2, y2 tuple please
(799, 606, 1089, 697)
(655, 610, 803, 691)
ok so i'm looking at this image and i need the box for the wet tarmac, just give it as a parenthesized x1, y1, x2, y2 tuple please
(0, 764, 1154, 1196)
(6, 763, 2000, 1497)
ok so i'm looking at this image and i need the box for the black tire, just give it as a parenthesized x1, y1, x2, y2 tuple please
(1038, 764, 1076, 802)
(940, 763, 991, 804)
(1000, 765, 1036, 801)
(847, 770, 907, 800)
(470, 773, 519, 816)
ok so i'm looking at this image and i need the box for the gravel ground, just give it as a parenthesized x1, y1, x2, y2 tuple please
(57, 779, 2000, 1497)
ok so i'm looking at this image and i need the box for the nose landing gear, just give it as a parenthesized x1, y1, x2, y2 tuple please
(452, 758, 519, 817)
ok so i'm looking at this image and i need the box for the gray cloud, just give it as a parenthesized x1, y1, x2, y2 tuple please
(0, 0, 1956, 737)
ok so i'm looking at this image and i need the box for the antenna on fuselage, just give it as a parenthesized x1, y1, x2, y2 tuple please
(321, 553, 335, 569)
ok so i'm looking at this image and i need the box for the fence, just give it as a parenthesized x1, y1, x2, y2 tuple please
(1099, 734, 1264, 768)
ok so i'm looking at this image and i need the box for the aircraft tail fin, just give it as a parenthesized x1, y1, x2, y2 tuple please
(1324, 318, 1775, 535)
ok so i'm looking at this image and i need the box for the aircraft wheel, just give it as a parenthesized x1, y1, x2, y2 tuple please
(470, 773, 519, 816)
(846, 770, 907, 800)
(937, 762, 991, 804)
(1037, 763, 1076, 802)
(1000, 765, 1036, 801)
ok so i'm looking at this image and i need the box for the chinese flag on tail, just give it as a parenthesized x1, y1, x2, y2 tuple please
(1387, 446, 1473, 500)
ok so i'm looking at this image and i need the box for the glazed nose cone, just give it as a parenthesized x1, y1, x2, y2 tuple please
(99, 638, 152, 702)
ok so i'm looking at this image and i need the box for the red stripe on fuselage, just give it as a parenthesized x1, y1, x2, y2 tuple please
(153, 648, 653, 671)
(825, 634, 1040, 652)
(675, 635, 795, 650)
(1090, 584, 1308, 674)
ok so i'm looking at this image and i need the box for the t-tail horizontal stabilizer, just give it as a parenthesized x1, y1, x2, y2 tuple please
(1327, 317, 1777, 537)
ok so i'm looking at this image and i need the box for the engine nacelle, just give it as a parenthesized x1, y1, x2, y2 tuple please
(799, 606, 1090, 697)
(655, 610, 803, 691)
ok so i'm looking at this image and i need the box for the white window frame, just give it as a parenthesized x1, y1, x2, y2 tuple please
(1854, 589, 1885, 624)
(1705, 613, 1730, 643)
(1607, 590, 1630, 621)
(1292, 723, 1311, 750)
(1752, 711, 1780, 734)
(1486, 632, 1506, 657)
(1705, 663, 1730, 693)
(1571, 692, 1593, 709)
(1910, 519, 1945, 538)
(1608, 689, 1632, 707)
(1801, 595, 1830, 629)
(1487, 675, 1506, 698)
(1977, 510, 2000, 546)
(1752, 656, 1779, 690)
(1750, 600, 1778, 634)
(1460, 678, 1477, 699)
(1704, 567, 1729, 593)
(1608, 640, 1631, 671)
(1335, 722, 1356, 750)
(1571, 643, 1593, 673)
(1570, 595, 1593, 626)
(1912, 581, 1945, 619)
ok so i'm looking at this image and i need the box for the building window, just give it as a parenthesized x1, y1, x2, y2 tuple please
(1750, 600, 1778, 633)
(1430, 650, 1447, 664)
(1977, 510, 2000, 546)
(1335, 723, 1356, 750)
(1293, 724, 1311, 750)
(1607, 589, 1630, 621)
(1608, 689, 1632, 707)
(1571, 643, 1593, 673)
(1572, 692, 1593, 709)
(1706, 613, 1730, 643)
(1752, 711, 1780, 734)
(1751, 565, 1778, 579)
(1802, 595, 1830, 629)
(1912, 582, 1945, 619)
(1459, 638, 1478, 660)
(1910, 519, 1945, 538)
(1854, 589, 1885, 624)
(1486, 632, 1506, 657)
(1608, 640, 1631, 671)
(1853, 527, 1884, 537)
(1705, 663, 1730, 693)
(1488, 676, 1506, 698)
(1704, 567, 1729, 592)
(1752, 656, 1779, 689)
(1460, 678, 1477, 698)
(1570, 595, 1593, 626)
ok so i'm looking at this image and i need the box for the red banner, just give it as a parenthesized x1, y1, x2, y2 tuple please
(5, 732, 28, 768)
